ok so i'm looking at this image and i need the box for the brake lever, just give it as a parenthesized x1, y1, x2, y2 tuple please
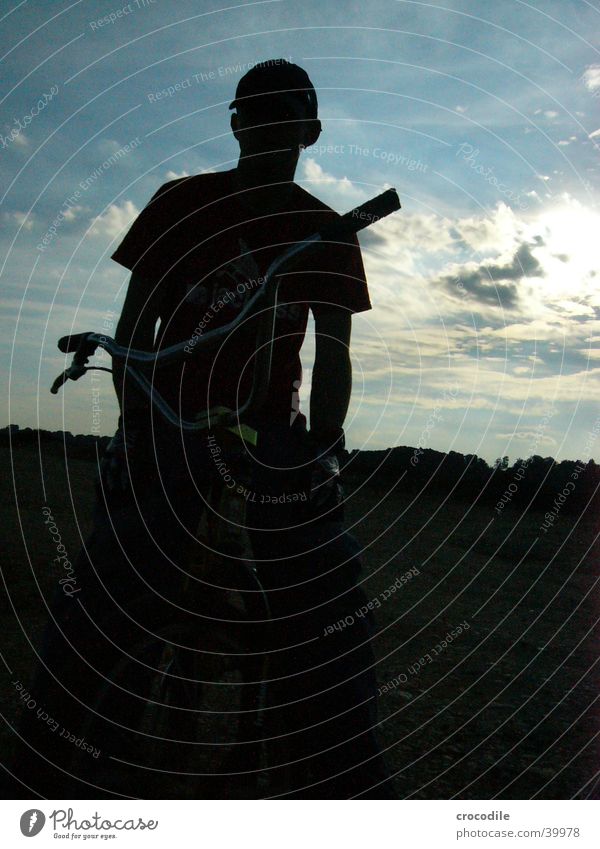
(50, 371, 70, 395)
(50, 362, 88, 394)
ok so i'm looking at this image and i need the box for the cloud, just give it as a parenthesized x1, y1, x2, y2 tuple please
(581, 64, 600, 94)
(525, 189, 542, 203)
(164, 167, 216, 181)
(299, 157, 364, 202)
(362, 210, 458, 257)
(165, 169, 190, 180)
(344, 197, 598, 348)
(89, 200, 139, 239)
(488, 312, 597, 346)
(358, 203, 531, 309)
(448, 204, 523, 255)
(62, 205, 86, 222)
(496, 431, 557, 447)
(432, 241, 545, 309)
(3, 211, 34, 231)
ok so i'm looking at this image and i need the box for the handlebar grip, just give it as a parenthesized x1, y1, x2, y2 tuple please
(58, 332, 94, 353)
(316, 188, 401, 246)
(338, 188, 401, 234)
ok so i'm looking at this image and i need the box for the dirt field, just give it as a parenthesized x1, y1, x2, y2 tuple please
(1, 442, 598, 799)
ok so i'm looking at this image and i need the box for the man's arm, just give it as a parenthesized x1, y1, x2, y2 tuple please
(113, 272, 164, 424)
(310, 306, 352, 442)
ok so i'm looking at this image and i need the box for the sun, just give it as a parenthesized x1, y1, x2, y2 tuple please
(524, 197, 600, 307)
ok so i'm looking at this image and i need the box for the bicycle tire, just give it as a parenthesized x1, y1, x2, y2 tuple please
(61, 591, 270, 798)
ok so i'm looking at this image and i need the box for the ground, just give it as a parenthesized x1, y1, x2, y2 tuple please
(1, 443, 598, 799)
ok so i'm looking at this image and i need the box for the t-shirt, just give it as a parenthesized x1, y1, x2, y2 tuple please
(111, 169, 371, 423)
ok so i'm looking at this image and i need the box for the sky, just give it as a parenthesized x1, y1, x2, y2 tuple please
(1, 0, 599, 464)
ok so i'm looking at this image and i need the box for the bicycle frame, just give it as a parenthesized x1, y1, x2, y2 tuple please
(51, 187, 400, 433)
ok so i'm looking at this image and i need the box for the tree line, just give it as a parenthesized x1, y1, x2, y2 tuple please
(342, 444, 599, 515)
(3, 425, 598, 515)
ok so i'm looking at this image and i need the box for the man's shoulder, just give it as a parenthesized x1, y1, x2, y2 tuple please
(153, 170, 232, 205)
(291, 182, 339, 219)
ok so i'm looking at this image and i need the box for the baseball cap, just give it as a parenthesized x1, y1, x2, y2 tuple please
(228, 59, 318, 119)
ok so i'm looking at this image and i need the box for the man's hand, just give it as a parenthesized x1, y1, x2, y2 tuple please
(99, 420, 142, 492)
(308, 428, 345, 518)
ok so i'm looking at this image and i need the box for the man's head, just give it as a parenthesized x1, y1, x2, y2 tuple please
(230, 59, 322, 173)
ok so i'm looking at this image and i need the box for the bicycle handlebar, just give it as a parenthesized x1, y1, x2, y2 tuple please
(52, 187, 401, 430)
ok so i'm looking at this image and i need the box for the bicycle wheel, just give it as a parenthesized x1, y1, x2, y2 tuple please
(65, 595, 268, 799)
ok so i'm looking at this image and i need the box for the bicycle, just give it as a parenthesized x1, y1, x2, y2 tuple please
(49, 187, 401, 799)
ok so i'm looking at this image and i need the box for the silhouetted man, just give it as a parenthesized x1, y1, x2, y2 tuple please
(10, 60, 394, 799)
